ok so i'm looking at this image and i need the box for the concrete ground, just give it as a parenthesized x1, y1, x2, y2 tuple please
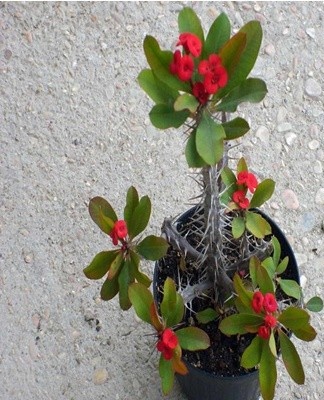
(1, 2, 323, 399)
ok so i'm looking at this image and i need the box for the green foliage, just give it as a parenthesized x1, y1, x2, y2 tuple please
(245, 211, 272, 238)
(89, 197, 117, 235)
(178, 7, 204, 43)
(137, 69, 178, 104)
(176, 327, 210, 351)
(128, 282, 154, 325)
(222, 117, 250, 140)
(249, 179, 275, 208)
(159, 356, 174, 395)
(259, 340, 277, 400)
(185, 130, 208, 168)
(137, 235, 170, 261)
(306, 296, 324, 312)
(232, 216, 245, 239)
(241, 335, 262, 368)
(195, 308, 219, 324)
(161, 278, 184, 327)
(219, 313, 263, 335)
(127, 195, 151, 239)
(277, 278, 301, 300)
(174, 93, 199, 113)
(150, 103, 190, 129)
(83, 251, 119, 280)
(203, 12, 231, 57)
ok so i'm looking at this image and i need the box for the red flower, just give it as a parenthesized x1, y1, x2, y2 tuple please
(237, 171, 258, 193)
(258, 325, 271, 340)
(192, 82, 209, 104)
(203, 64, 228, 94)
(198, 54, 222, 75)
(178, 33, 202, 57)
(170, 50, 182, 75)
(156, 328, 178, 360)
(109, 220, 128, 245)
(177, 55, 194, 81)
(232, 190, 250, 209)
(263, 293, 278, 313)
(252, 291, 264, 314)
(264, 314, 277, 328)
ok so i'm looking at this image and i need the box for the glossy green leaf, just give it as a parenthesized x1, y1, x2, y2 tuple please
(159, 355, 174, 395)
(237, 157, 248, 173)
(259, 339, 277, 400)
(233, 273, 253, 308)
(196, 308, 219, 324)
(161, 278, 184, 327)
(232, 216, 246, 239)
(196, 112, 225, 165)
(178, 7, 204, 43)
(278, 278, 301, 300)
(174, 93, 199, 113)
(245, 211, 272, 239)
(252, 262, 274, 294)
(143, 35, 189, 92)
(249, 179, 275, 208)
(89, 196, 117, 234)
(249, 256, 260, 287)
(149, 103, 189, 129)
(100, 275, 119, 301)
(219, 313, 263, 335)
(261, 257, 276, 278)
(271, 236, 281, 269)
(128, 195, 151, 239)
(137, 69, 177, 104)
(107, 252, 124, 280)
(276, 256, 289, 275)
(216, 78, 267, 112)
(204, 12, 231, 57)
(279, 330, 305, 384)
(241, 335, 262, 368)
(185, 130, 208, 168)
(137, 235, 169, 261)
(269, 332, 277, 358)
(221, 166, 237, 187)
(83, 250, 119, 280)
(128, 282, 154, 325)
(124, 186, 139, 226)
(306, 296, 324, 312)
(278, 307, 310, 331)
(293, 324, 317, 342)
(129, 251, 151, 287)
(118, 260, 134, 310)
(222, 117, 250, 140)
(176, 327, 210, 351)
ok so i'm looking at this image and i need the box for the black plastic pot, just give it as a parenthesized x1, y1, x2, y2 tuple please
(154, 206, 300, 400)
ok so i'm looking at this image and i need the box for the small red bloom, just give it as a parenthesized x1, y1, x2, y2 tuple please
(178, 33, 202, 57)
(203, 64, 228, 95)
(156, 328, 178, 360)
(232, 190, 250, 209)
(109, 220, 128, 245)
(237, 171, 258, 193)
(264, 314, 277, 328)
(252, 291, 264, 314)
(192, 82, 209, 104)
(170, 50, 182, 75)
(198, 54, 222, 75)
(177, 55, 194, 81)
(258, 325, 271, 340)
(263, 293, 278, 313)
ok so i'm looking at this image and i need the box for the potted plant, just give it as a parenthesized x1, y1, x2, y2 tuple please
(83, 7, 322, 400)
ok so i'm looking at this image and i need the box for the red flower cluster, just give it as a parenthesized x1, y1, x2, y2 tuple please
(156, 328, 178, 360)
(109, 220, 128, 246)
(252, 292, 278, 340)
(232, 171, 258, 209)
(170, 32, 228, 104)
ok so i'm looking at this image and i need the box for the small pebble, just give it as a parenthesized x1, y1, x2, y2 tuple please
(300, 274, 307, 289)
(93, 368, 109, 385)
(304, 78, 322, 98)
(255, 125, 269, 143)
(306, 28, 315, 38)
(308, 139, 320, 150)
(295, 253, 308, 266)
(314, 160, 323, 174)
(264, 43, 275, 56)
(277, 122, 292, 132)
(285, 132, 297, 146)
(282, 189, 299, 209)
(315, 188, 324, 205)
(4, 49, 12, 60)
(24, 253, 34, 263)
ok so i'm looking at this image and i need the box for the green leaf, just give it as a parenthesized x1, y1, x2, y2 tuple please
(252, 262, 274, 294)
(176, 327, 210, 351)
(83, 251, 119, 280)
(89, 196, 117, 234)
(204, 12, 231, 57)
(249, 179, 275, 208)
(128, 195, 151, 239)
(100, 275, 119, 301)
(137, 69, 178, 104)
(241, 335, 262, 369)
(185, 130, 208, 168)
(159, 356, 174, 395)
(221, 166, 237, 187)
(219, 313, 263, 335)
(196, 112, 225, 165)
(124, 186, 139, 226)
(128, 282, 154, 325)
(278, 278, 301, 300)
(129, 251, 151, 287)
(161, 278, 184, 327)
(149, 103, 189, 129)
(306, 296, 324, 312)
(174, 93, 199, 113)
(249, 256, 259, 287)
(233, 273, 253, 308)
(271, 236, 281, 269)
(261, 257, 276, 279)
(178, 7, 204, 43)
(245, 211, 272, 239)
(216, 78, 267, 112)
(237, 157, 248, 173)
(232, 216, 245, 239)
(259, 339, 277, 400)
(222, 117, 250, 140)
(118, 260, 134, 310)
(279, 330, 305, 384)
(293, 324, 317, 342)
(107, 252, 124, 280)
(269, 332, 277, 358)
(196, 308, 219, 324)
(143, 35, 189, 92)
(276, 256, 289, 275)
(278, 307, 310, 331)
(137, 235, 169, 261)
